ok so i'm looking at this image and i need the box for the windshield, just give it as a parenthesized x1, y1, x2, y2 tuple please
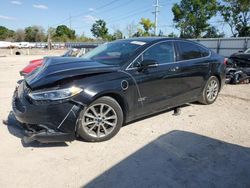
(62, 48, 80, 57)
(81, 40, 146, 66)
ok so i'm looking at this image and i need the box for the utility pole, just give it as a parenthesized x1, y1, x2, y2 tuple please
(153, 0, 160, 36)
(47, 25, 52, 50)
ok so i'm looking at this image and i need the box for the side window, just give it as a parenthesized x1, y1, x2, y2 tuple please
(177, 42, 207, 61)
(199, 46, 210, 57)
(132, 42, 174, 67)
(142, 42, 174, 64)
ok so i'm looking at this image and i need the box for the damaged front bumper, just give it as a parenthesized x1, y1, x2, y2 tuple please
(12, 82, 83, 143)
(21, 124, 75, 144)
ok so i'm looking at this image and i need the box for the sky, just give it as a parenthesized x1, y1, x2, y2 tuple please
(0, 0, 230, 37)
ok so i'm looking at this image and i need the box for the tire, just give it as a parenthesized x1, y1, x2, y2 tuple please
(199, 76, 220, 105)
(77, 96, 123, 142)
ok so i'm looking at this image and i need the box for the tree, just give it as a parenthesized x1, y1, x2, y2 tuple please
(14, 29, 25, 42)
(47, 27, 56, 38)
(77, 33, 95, 42)
(54, 25, 76, 41)
(126, 22, 137, 38)
(91, 19, 109, 40)
(132, 28, 144, 37)
(112, 30, 123, 40)
(172, 0, 218, 38)
(24, 26, 46, 42)
(0, 26, 14, 40)
(167, 32, 178, 38)
(203, 26, 225, 38)
(139, 18, 155, 36)
(158, 30, 164, 37)
(219, 0, 250, 37)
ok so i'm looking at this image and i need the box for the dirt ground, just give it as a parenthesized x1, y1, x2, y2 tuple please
(0, 55, 249, 188)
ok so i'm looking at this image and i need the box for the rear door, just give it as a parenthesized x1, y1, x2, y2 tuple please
(174, 41, 211, 102)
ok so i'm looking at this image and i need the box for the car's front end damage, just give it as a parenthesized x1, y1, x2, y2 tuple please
(12, 81, 83, 143)
(12, 57, 119, 143)
(226, 56, 250, 84)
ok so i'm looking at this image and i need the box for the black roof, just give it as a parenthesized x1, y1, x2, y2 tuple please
(117, 37, 187, 43)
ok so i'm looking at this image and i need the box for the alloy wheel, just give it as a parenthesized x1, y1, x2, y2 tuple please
(206, 79, 219, 102)
(81, 103, 118, 138)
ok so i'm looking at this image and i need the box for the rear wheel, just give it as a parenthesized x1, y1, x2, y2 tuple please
(199, 76, 220, 105)
(77, 96, 123, 142)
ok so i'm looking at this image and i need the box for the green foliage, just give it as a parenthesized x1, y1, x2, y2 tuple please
(219, 0, 250, 37)
(139, 18, 155, 35)
(47, 27, 56, 38)
(54, 25, 76, 41)
(203, 26, 225, 38)
(91, 19, 109, 40)
(24, 26, 46, 42)
(14, 29, 25, 42)
(132, 18, 155, 37)
(167, 32, 178, 38)
(77, 33, 95, 42)
(0, 26, 14, 40)
(112, 30, 123, 40)
(172, 0, 218, 38)
(132, 28, 143, 37)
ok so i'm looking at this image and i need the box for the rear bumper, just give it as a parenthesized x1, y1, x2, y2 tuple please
(12, 82, 82, 143)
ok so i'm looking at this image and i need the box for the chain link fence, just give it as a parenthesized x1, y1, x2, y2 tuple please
(191, 37, 250, 57)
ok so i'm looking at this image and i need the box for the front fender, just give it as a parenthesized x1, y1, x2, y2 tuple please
(71, 71, 138, 122)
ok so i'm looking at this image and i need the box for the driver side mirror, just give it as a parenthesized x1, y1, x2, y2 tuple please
(136, 59, 158, 72)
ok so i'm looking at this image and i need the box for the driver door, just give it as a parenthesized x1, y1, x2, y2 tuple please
(126, 41, 185, 116)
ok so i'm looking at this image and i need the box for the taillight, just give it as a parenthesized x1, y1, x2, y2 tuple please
(223, 58, 228, 65)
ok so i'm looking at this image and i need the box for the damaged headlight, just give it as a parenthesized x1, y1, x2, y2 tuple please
(28, 86, 82, 101)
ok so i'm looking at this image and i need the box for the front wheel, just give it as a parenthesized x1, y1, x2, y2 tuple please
(199, 76, 220, 105)
(77, 96, 123, 142)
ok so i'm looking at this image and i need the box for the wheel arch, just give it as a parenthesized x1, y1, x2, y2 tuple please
(213, 74, 221, 90)
(209, 61, 225, 92)
(92, 91, 128, 122)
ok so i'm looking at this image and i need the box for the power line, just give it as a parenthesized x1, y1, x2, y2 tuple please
(69, 14, 72, 29)
(105, 2, 171, 26)
(153, 0, 161, 35)
(72, 0, 121, 19)
(107, 7, 153, 24)
(95, 0, 135, 15)
(51, 0, 121, 27)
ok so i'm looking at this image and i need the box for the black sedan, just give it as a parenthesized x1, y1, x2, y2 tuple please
(12, 38, 226, 143)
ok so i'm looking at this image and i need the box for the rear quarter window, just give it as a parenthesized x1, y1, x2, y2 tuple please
(177, 41, 210, 61)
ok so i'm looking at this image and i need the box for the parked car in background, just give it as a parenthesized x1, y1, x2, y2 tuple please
(12, 38, 226, 144)
(20, 47, 93, 76)
(228, 48, 250, 75)
(225, 48, 250, 84)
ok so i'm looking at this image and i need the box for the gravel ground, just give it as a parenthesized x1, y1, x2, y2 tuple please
(0, 56, 249, 188)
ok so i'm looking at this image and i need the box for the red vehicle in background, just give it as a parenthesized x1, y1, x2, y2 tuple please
(20, 45, 98, 76)
(20, 58, 44, 76)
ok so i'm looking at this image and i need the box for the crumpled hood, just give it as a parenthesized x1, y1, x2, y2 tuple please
(231, 53, 250, 61)
(25, 57, 119, 89)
